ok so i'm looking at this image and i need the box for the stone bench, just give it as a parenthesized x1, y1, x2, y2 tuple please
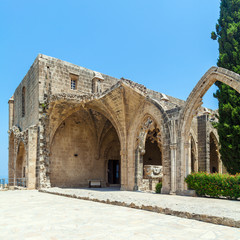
(88, 180, 102, 188)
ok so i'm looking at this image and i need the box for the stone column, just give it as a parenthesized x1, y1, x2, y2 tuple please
(27, 126, 38, 189)
(185, 142, 191, 177)
(169, 120, 177, 194)
(134, 148, 144, 191)
(170, 144, 177, 194)
(120, 148, 128, 190)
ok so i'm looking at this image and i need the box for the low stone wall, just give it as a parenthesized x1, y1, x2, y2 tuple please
(39, 188, 240, 228)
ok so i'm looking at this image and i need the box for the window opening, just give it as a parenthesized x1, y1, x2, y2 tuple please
(70, 73, 78, 90)
(71, 79, 76, 90)
(22, 87, 25, 117)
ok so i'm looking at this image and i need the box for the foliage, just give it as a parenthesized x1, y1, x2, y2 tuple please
(211, 0, 240, 174)
(185, 172, 240, 199)
(155, 182, 162, 194)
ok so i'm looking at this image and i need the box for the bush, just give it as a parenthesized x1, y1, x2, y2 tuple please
(155, 182, 162, 194)
(185, 172, 240, 199)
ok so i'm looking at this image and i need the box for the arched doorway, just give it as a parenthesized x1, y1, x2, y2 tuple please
(104, 140, 121, 186)
(50, 108, 121, 188)
(16, 142, 27, 186)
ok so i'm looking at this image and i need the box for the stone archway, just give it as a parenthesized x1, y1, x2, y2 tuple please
(16, 142, 27, 186)
(50, 108, 121, 188)
(135, 116, 163, 191)
(126, 98, 171, 193)
(179, 67, 240, 192)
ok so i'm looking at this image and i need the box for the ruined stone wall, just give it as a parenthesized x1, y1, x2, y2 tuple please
(38, 54, 119, 97)
(190, 117, 198, 139)
(147, 89, 185, 110)
(13, 58, 39, 131)
(197, 115, 207, 171)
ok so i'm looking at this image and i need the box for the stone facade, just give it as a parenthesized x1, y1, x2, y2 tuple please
(9, 54, 240, 193)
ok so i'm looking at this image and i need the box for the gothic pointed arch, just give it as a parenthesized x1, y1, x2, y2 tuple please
(178, 67, 240, 192)
(16, 141, 27, 183)
(50, 107, 121, 188)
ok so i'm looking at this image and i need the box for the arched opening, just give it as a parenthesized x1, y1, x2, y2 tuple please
(190, 136, 197, 172)
(179, 67, 240, 192)
(22, 87, 25, 117)
(104, 140, 121, 186)
(143, 138, 162, 167)
(16, 142, 27, 186)
(210, 132, 219, 173)
(50, 108, 121, 188)
(136, 118, 163, 191)
(143, 134, 162, 191)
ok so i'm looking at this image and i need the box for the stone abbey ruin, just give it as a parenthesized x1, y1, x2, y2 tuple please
(8, 54, 240, 194)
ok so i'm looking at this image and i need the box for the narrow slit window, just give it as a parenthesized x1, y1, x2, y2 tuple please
(22, 87, 25, 117)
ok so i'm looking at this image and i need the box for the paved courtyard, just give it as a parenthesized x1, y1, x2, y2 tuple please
(0, 190, 239, 240)
(41, 187, 240, 227)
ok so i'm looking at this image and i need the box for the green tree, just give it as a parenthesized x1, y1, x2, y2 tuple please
(211, 0, 240, 174)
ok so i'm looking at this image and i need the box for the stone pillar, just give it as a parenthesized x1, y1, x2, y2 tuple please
(134, 148, 144, 191)
(185, 142, 191, 177)
(120, 148, 128, 190)
(8, 97, 14, 129)
(170, 144, 177, 194)
(27, 126, 38, 189)
(169, 119, 177, 194)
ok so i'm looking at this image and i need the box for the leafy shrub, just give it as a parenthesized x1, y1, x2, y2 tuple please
(185, 172, 240, 199)
(155, 182, 162, 194)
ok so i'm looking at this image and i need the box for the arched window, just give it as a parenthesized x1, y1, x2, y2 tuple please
(22, 87, 25, 117)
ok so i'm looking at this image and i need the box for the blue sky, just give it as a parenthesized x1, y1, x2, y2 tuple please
(0, 0, 220, 177)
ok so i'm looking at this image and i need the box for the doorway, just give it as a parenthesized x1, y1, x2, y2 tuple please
(108, 160, 120, 184)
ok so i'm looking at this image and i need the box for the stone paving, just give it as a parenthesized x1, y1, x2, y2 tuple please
(0, 190, 240, 240)
(41, 187, 240, 228)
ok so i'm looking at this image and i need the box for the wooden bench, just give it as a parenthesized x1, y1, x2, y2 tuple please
(88, 180, 102, 188)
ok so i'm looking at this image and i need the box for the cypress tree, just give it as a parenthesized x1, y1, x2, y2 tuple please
(211, 0, 240, 174)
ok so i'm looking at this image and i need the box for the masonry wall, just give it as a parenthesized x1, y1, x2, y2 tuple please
(148, 89, 185, 110)
(13, 58, 39, 131)
(38, 54, 119, 98)
(197, 115, 207, 171)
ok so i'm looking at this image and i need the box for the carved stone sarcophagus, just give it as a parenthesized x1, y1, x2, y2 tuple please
(143, 165, 163, 179)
